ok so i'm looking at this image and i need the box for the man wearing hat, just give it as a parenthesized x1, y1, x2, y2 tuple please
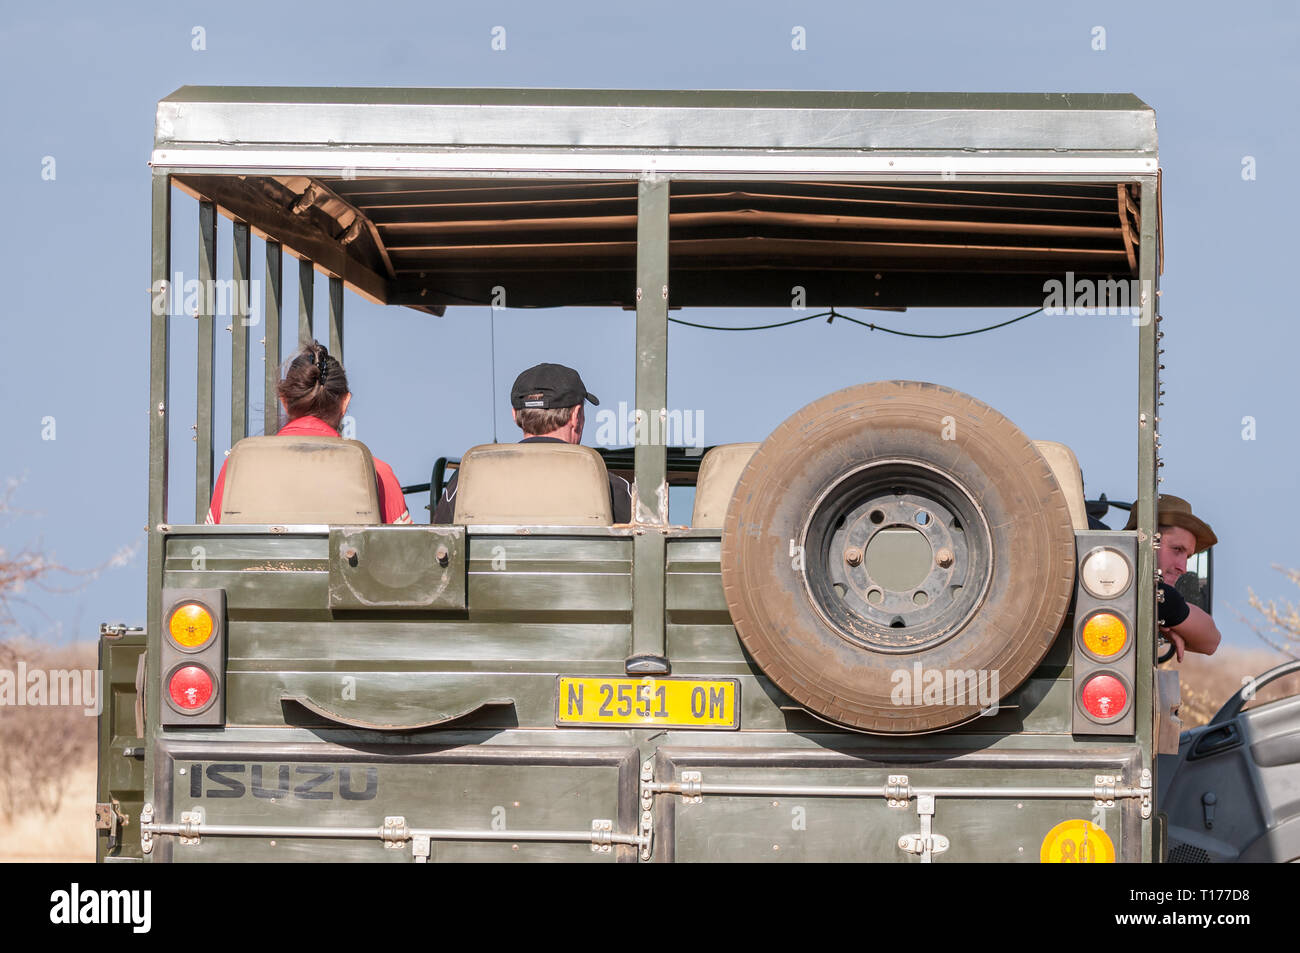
(433, 363, 633, 524)
(1125, 494, 1221, 661)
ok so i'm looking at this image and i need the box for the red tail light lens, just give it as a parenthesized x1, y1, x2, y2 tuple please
(1080, 674, 1127, 721)
(168, 665, 215, 711)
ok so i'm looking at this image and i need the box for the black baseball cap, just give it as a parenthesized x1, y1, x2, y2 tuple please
(510, 363, 600, 410)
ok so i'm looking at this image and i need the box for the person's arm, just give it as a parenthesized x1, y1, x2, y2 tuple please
(1158, 582, 1221, 661)
(373, 460, 413, 525)
(205, 460, 229, 524)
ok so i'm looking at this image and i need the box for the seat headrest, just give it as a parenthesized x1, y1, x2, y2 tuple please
(455, 443, 613, 525)
(1032, 440, 1088, 532)
(692, 443, 760, 528)
(221, 436, 381, 524)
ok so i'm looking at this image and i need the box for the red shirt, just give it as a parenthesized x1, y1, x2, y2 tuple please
(206, 416, 412, 525)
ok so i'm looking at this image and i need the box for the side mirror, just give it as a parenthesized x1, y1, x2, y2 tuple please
(1175, 546, 1213, 614)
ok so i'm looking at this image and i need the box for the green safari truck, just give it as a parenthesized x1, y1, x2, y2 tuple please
(98, 87, 1172, 862)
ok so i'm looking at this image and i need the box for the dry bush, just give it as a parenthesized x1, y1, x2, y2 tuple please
(0, 480, 134, 824)
(1245, 565, 1300, 657)
(1165, 647, 1300, 729)
(0, 640, 98, 820)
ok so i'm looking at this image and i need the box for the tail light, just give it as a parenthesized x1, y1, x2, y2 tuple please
(167, 664, 216, 712)
(161, 589, 226, 726)
(169, 602, 215, 648)
(1072, 536, 1137, 735)
(1079, 672, 1129, 722)
(1080, 610, 1128, 659)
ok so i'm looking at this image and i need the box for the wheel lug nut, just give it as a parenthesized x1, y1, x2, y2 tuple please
(936, 548, 954, 568)
(844, 547, 863, 567)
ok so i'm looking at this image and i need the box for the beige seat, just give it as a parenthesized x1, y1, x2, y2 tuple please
(220, 436, 381, 524)
(692, 443, 760, 528)
(455, 443, 613, 525)
(1033, 440, 1089, 531)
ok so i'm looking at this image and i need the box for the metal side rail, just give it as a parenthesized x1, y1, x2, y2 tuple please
(645, 770, 1153, 863)
(138, 805, 648, 861)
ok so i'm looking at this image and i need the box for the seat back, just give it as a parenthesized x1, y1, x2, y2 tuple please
(221, 436, 381, 524)
(1033, 440, 1089, 532)
(691, 442, 760, 528)
(455, 443, 613, 525)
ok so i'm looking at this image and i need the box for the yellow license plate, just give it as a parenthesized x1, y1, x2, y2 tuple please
(555, 677, 739, 729)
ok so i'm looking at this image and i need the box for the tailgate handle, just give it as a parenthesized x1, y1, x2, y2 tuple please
(280, 694, 514, 731)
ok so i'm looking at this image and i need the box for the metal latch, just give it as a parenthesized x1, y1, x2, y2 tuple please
(897, 794, 949, 862)
(94, 799, 130, 850)
(382, 815, 408, 849)
(886, 774, 911, 807)
(412, 834, 432, 863)
(591, 819, 614, 853)
(179, 809, 203, 846)
(99, 622, 144, 639)
(680, 770, 703, 804)
(1094, 775, 1117, 810)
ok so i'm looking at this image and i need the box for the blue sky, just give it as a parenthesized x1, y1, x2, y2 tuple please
(1, 0, 1297, 648)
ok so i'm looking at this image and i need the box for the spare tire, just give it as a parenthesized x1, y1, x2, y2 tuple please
(721, 380, 1075, 733)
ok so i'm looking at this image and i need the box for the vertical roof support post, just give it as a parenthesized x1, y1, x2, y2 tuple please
(263, 241, 283, 436)
(145, 171, 171, 804)
(1136, 175, 1160, 863)
(328, 274, 344, 365)
(230, 221, 251, 444)
(298, 258, 314, 347)
(195, 200, 216, 521)
(627, 175, 671, 675)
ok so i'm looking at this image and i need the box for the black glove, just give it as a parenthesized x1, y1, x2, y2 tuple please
(1158, 581, 1190, 628)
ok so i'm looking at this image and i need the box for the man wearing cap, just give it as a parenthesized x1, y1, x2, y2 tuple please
(1125, 494, 1221, 661)
(433, 363, 633, 524)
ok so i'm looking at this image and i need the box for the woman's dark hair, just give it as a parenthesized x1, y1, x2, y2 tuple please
(277, 341, 349, 429)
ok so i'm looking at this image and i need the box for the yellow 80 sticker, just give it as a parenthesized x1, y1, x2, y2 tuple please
(1040, 819, 1116, 863)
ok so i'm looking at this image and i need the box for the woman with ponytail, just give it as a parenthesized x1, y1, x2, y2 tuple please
(205, 341, 411, 524)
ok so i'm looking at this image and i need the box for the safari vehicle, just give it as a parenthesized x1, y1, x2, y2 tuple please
(99, 87, 1179, 863)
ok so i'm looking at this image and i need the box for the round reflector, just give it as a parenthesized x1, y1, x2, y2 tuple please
(1081, 611, 1128, 658)
(168, 665, 214, 711)
(1081, 674, 1127, 721)
(169, 602, 214, 649)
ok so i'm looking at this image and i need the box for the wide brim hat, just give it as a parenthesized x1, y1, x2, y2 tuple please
(1123, 494, 1217, 554)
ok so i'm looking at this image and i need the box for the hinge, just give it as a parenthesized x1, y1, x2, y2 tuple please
(638, 760, 655, 862)
(140, 803, 154, 855)
(897, 794, 949, 862)
(99, 622, 144, 640)
(94, 799, 130, 850)
(1139, 767, 1153, 819)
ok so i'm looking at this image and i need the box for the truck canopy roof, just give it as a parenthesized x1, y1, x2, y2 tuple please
(154, 86, 1158, 311)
